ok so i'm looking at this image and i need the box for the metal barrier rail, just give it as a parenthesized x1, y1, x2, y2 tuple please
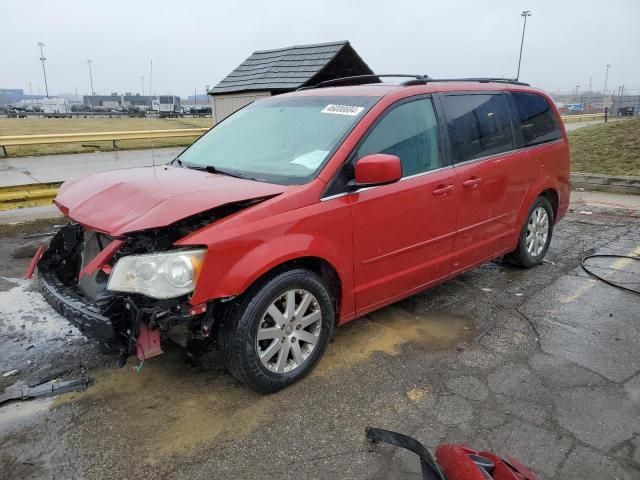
(562, 113, 606, 123)
(0, 128, 208, 157)
(0, 182, 63, 211)
(0, 128, 207, 147)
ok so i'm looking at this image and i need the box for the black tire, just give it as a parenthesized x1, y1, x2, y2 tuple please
(218, 268, 334, 393)
(506, 196, 555, 268)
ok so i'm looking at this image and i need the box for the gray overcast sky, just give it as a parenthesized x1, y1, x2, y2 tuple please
(2, 0, 639, 97)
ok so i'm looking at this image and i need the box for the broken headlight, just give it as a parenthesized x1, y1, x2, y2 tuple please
(107, 249, 205, 299)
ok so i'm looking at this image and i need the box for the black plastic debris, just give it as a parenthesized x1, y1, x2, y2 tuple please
(366, 427, 445, 480)
(0, 377, 92, 406)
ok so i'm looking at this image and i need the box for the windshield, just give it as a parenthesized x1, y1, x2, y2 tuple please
(176, 95, 379, 184)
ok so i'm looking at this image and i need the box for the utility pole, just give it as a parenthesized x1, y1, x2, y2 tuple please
(588, 76, 592, 93)
(603, 64, 611, 96)
(87, 60, 94, 95)
(141, 76, 145, 96)
(37, 42, 49, 98)
(516, 10, 532, 80)
(194, 88, 197, 111)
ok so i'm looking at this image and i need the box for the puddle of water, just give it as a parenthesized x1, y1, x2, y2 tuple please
(316, 305, 473, 374)
(54, 351, 273, 464)
(0, 397, 53, 433)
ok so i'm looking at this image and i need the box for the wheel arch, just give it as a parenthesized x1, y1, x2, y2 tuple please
(248, 256, 343, 322)
(510, 180, 561, 252)
(540, 187, 559, 221)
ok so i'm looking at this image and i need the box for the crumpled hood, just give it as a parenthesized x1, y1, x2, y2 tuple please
(54, 166, 287, 236)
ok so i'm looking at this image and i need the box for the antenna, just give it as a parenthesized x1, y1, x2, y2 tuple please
(149, 59, 156, 176)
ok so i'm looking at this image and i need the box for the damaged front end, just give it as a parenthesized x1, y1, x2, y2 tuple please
(36, 212, 225, 365)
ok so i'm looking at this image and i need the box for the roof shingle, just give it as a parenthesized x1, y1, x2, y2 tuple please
(211, 41, 373, 95)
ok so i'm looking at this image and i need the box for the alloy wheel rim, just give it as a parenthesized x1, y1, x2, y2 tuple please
(256, 289, 322, 373)
(526, 207, 549, 257)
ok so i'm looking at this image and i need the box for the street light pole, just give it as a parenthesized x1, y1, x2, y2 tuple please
(37, 42, 49, 98)
(516, 10, 532, 80)
(603, 64, 611, 96)
(87, 60, 94, 95)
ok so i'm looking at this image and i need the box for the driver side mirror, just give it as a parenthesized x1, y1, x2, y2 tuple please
(350, 154, 402, 189)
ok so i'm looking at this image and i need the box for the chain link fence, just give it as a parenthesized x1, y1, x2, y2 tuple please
(548, 90, 640, 116)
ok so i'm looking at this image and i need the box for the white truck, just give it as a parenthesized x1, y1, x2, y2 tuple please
(42, 98, 70, 117)
(152, 96, 182, 117)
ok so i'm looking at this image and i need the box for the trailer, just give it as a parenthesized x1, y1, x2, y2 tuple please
(42, 98, 71, 118)
(152, 96, 182, 118)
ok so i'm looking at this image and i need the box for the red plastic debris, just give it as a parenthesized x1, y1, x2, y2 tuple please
(78, 238, 124, 279)
(136, 322, 163, 361)
(436, 444, 537, 480)
(23, 244, 46, 280)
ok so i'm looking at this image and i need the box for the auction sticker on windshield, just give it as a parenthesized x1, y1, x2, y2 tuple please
(290, 150, 328, 170)
(321, 104, 365, 116)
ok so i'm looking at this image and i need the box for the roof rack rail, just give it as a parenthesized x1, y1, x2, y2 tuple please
(297, 74, 429, 90)
(413, 77, 530, 86)
(299, 74, 529, 90)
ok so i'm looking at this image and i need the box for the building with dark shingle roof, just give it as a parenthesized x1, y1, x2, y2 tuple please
(208, 40, 374, 122)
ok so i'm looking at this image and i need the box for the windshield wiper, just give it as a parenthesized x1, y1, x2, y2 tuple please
(203, 165, 250, 179)
(172, 159, 262, 182)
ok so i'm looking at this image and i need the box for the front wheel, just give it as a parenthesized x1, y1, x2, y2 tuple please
(506, 196, 554, 268)
(218, 269, 334, 393)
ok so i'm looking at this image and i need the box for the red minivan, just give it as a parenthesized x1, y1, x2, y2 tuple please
(36, 76, 570, 392)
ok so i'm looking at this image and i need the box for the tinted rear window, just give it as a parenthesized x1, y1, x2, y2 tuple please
(512, 92, 562, 147)
(442, 94, 514, 163)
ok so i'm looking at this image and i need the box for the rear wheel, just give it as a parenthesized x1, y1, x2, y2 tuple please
(219, 269, 334, 393)
(507, 196, 554, 268)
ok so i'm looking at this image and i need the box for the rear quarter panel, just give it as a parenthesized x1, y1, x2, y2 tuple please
(507, 88, 571, 250)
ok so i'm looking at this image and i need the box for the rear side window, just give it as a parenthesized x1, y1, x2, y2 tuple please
(356, 98, 441, 177)
(512, 92, 562, 146)
(442, 94, 514, 163)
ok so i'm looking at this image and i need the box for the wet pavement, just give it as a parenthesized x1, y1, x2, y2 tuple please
(1, 202, 639, 480)
(0, 147, 182, 187)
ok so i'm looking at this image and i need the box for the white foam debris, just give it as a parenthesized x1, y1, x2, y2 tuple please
(0, 397, 53, 433)
(0, 278, 83, 340)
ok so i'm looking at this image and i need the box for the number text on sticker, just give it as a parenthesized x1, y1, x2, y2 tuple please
(321, 104, 365, 116)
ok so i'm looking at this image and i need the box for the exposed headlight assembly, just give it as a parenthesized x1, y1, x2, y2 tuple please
(107, 249, 206, 299)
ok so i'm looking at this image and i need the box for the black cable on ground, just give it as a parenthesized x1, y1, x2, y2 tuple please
(581, 254, 640, 296)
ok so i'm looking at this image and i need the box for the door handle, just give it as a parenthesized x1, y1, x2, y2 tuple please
(462, 177, 482, 188)
(432, 184, 454, 196)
